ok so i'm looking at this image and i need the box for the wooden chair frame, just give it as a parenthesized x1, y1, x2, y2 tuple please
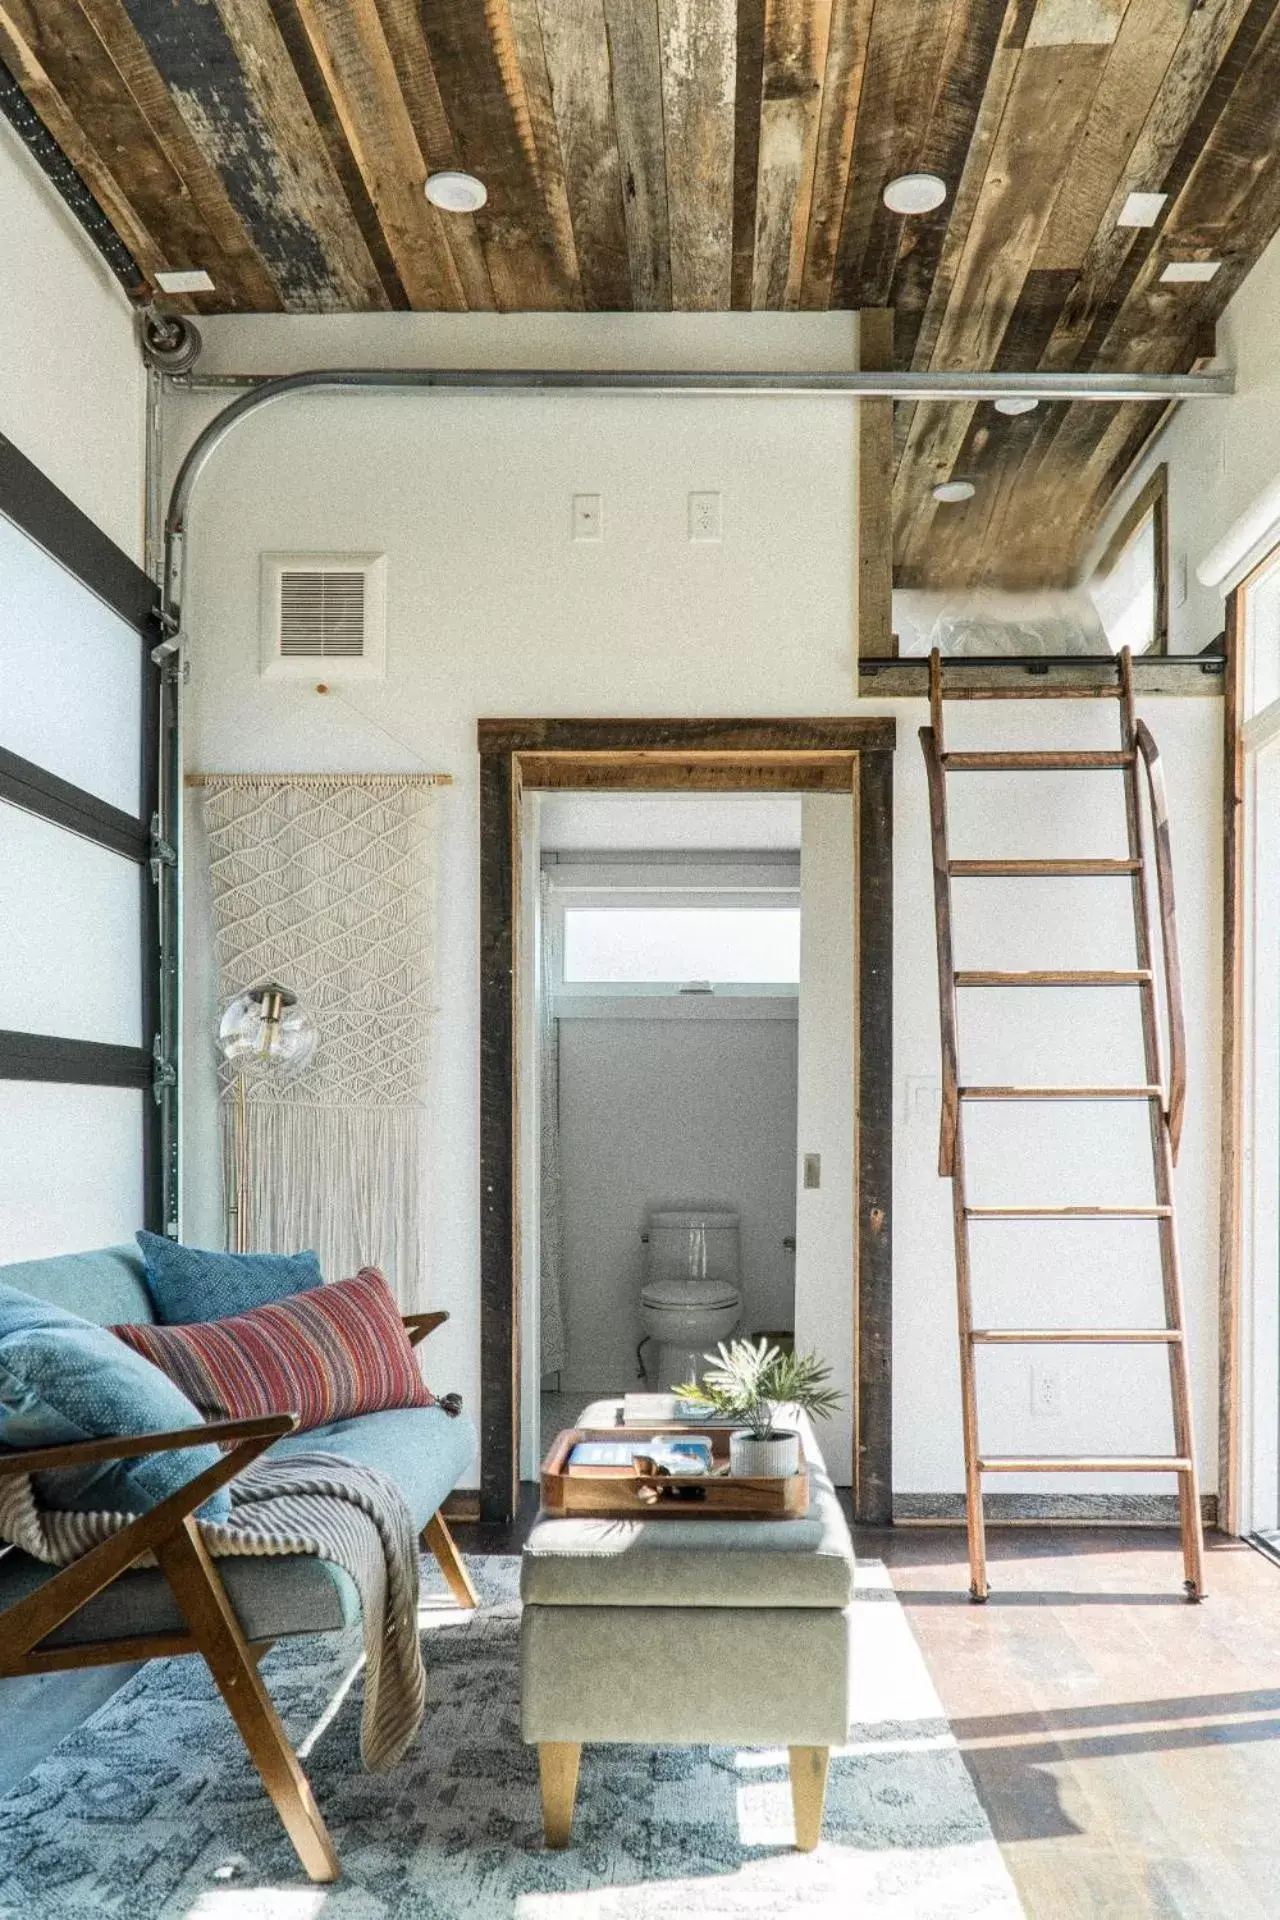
(0, 1309, 476, 1882)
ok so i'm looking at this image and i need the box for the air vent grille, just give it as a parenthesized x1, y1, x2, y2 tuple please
(278, 569, 366, 658)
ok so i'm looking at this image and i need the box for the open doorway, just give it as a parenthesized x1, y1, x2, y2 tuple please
(476, 716, 895, 1524)
(522, 793, 829, 1480)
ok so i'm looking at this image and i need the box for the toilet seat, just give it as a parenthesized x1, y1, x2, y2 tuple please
(640, 1276, 740, 1312)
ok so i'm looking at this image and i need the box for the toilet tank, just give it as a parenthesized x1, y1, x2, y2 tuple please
(646, 1208, 741, 1286)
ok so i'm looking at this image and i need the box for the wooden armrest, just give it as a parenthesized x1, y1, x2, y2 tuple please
(403, 1311, 448, 1348)
(0, 1414, 298, 1480)
(0, 1416, 290, 1667)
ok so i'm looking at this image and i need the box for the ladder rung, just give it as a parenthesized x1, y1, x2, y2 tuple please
(955, 969, 1152, 987)
(937, 685, 1123, 702)
(972, 1329, 1182, 1345)
(977, 1456, 1193, 1474)
(942, 751, 1135, 771)
(964, 1205, 1171, 1219)
(959, 1085, 1162, 1101)
(949, 858, 1140, 877)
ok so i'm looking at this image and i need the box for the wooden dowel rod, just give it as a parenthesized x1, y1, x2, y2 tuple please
(949, 859, 1140, 876)
(977, 1456, 1193, 1473)
(971, 1329, 1181, 1344)
(964, 1205, 1172, 1218)
(959, 1085, 1161, 1100)
(955, 970, 1151, 986)
(185, 771, 453, 786)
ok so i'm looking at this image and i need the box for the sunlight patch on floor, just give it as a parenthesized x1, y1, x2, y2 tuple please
(184, 1889, 330, 1919)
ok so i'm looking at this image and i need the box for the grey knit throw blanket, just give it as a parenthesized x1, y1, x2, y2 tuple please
(0, 1453, 426, 1773)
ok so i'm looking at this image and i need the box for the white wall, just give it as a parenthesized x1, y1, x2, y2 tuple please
(794, 794, 856, 1485)
(0, 118, 144, 559)
(557, 1010, 798, 1393)
(1091, 224, 1280, 657)
(170, 314, 1221, 1498)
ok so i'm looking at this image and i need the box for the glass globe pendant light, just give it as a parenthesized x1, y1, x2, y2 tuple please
(218, 982, 318, 1250)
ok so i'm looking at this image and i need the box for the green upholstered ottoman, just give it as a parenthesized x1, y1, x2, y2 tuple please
(520, 1398, 856, 1851)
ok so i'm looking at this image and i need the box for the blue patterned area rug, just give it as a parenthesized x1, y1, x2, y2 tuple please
(0, 1556, 1023, 1919)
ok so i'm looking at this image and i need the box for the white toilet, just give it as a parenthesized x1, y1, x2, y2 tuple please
(640, 1207, 743, 1392)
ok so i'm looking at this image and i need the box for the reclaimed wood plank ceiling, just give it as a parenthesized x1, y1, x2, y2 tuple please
(5, 0, 1279, 587)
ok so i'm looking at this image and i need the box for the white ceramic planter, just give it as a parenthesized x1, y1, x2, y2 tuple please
(729, 1428, 801, 1479)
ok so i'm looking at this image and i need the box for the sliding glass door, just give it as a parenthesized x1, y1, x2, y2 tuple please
(0, 442, 160, 1262)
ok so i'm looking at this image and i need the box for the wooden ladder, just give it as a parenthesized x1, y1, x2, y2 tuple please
(920, 647, 1205, 1604)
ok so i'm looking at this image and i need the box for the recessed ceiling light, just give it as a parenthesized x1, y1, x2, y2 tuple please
(883, 172, 948, 216)
(154, 268, 215, 294)
(1118, 191, 1167, 229)
(994, 395, 1039, 416)
(933, 479, 975, 503)
(424, 170, 487, 213)
(1160, 259, 1221, 283)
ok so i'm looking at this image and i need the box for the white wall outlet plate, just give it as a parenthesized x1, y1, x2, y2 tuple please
(1030, 1363, 1063, 1419)
(688, 491, 722, 544)
(572, 493, 603, 542)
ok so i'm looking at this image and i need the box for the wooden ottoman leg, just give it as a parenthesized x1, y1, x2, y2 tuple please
(539, 1741, 581, 1848)
(789, 1745, 830, 1851)
(423, 1511, 480, 1609)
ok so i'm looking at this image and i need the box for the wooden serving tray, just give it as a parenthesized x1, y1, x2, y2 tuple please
(540, 1425, 809, 1520)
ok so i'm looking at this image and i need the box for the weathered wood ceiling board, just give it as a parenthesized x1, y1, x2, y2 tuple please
(6, 0, 1280, 587)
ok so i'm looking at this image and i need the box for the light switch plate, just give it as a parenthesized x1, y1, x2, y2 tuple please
(572, 493, 603, 542)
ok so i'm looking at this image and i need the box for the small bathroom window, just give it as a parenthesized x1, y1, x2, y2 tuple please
(562, 905, 800, 987)
(544, 855, 801, 1002)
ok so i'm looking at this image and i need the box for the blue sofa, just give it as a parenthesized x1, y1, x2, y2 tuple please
(0, 1244, 479, 1881)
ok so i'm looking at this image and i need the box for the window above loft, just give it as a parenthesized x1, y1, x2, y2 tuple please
(1087, 463, 1169, 657)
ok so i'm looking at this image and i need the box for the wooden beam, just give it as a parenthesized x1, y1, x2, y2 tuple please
(730, 0, 766, 309)
(829, 0, 957, 309)
(1040, 0, 1256, 370)
(887, 0, 1010, 360)
(376, 0, 498, 308)
(420, 0, 582, 309)
(797, 0, 874, 309)
(657, 0, 737, 308)
(536, 0, 631, 309)
(154, 0, 390, 309)
(22, 0, 284, 309)
(604, 0, 673, 309)
(290, 0, 466, 308)
(858, 308, 894, 664)
(750, 0, 833, 309)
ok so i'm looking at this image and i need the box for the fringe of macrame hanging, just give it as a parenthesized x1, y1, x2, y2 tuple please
(222, 1101, 428, 1313)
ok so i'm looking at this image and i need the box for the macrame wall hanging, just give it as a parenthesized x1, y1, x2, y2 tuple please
(196, 774, 444, 1311)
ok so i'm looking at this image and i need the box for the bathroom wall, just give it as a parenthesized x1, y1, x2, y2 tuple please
(556, 1008, 799, 1394)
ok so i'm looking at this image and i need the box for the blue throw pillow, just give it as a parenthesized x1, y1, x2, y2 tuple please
(136, 1232, 322, 1325)
(0, 1282, 230, 1522)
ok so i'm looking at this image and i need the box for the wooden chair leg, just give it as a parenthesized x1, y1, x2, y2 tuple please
(788, 1745, 830, 1851)
(422, 1511, 479, 1609)
(155, 1518, 340, 1885)
(538, 1741, 581, 1849)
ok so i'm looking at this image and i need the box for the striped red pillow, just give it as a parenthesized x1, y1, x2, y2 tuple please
(112, 1267, 435, 1432)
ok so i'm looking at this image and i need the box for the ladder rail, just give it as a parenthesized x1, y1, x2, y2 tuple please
(1119, 651, 1205, 1598)
(921, 725, 960, 1177)
(1134, 719, 1188, 1159)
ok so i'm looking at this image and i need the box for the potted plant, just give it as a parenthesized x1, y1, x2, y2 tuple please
(676, 1339, 843, 1479)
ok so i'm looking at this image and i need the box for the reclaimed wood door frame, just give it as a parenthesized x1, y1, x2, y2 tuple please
(477, 717, 897, 1523)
